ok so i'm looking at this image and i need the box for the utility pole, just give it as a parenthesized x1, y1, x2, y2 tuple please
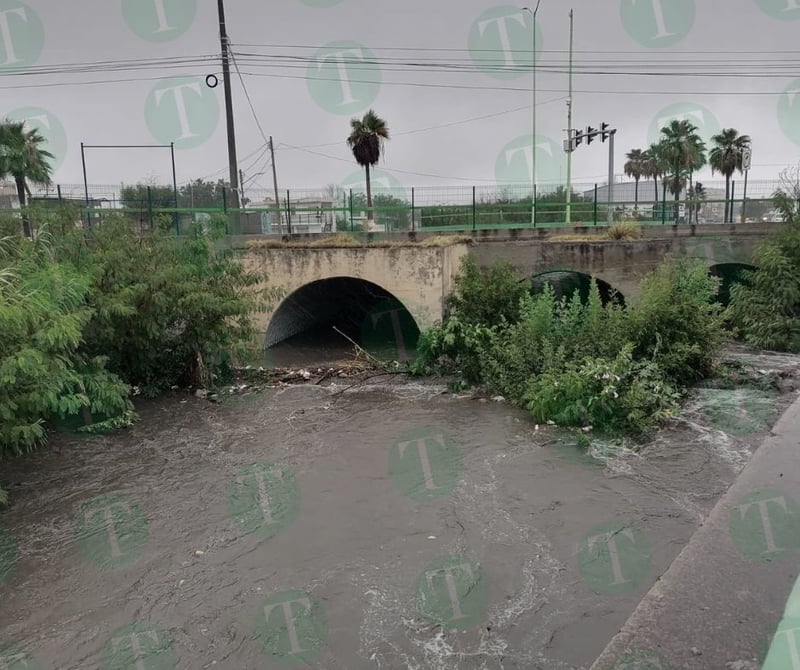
(565, 8, 574, 225)
(522, 2, 541, 227)
(607, 127, 616, 224)
(217, 0, 240, 211)
(269, 136, 284, 233)
(239, 168, 245, 205)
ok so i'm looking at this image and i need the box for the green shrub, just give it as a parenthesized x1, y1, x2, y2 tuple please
(522, 345, 679, 436)
(445, 255, 530, 327)
(726, 227, 800, 352)
(0, 233, 134, 460)
(55, 214, 270, 395)
(628, 257, 724, 385)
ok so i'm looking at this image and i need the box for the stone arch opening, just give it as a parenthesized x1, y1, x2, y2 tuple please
(265, 277, 421, 364)
(709, 263, 757, 307)
(529, 270, 625, 306)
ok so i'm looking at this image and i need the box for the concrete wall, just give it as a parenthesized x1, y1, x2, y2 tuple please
(472, 226, 771, 300)
(240, 243, 470, 340)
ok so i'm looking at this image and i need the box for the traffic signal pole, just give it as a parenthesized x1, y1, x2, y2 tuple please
(607, 129, 616, 225)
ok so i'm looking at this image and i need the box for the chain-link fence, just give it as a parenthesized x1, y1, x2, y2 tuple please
(2, 178, 789, 235)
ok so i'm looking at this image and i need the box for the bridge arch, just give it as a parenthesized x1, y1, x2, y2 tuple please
(709, 262, 757, 306)
(265, 276, 421, 362)
(529, 270, 625, 306)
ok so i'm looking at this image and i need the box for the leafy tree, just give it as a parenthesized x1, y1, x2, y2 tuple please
(120, 181, 175, 211)
(346, 109, 390, 226)
(179, 178, 231, 209)
(0, 120, 54, 237)
(709, 128, 751, 224)
(624, 149, 648, 211)
(0, 231, 133, 501)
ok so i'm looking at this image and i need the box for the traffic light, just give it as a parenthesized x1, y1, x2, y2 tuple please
(600, 122, 611, 142)
(586, 126, 597, 144)
(573, 129, 582, 149)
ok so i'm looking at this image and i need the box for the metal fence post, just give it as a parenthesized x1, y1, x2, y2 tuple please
(593, 183, 598, 225)
(730, 181, 736, 224)
(286, 189, 292, 235)
(349, 189, 354, 230)
(147, 185, 153, 230)
(472, 186, 476, 231)
(411, 187, 415, 232)
(222, 187, 228, 213)
(661, 186, 667, 225)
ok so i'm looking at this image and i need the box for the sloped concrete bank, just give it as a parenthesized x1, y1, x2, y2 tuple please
(591, 394, 800, 670)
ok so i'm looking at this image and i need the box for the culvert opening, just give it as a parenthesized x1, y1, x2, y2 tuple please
(529, 271, 625, 306)
(709, 263, 757, 307)
(265, 277, 420, 367)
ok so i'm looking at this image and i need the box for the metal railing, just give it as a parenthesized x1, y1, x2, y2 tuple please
(3, 179, 790, 235)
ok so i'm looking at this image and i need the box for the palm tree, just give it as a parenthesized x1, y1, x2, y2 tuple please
(346, 110, 389, 228)
(657, 120, 706, 222)
(624, 149, 647, 213)
(709, 128, 751, 224)
(0, 120, 54, 237)
(647, 143, 668, 219)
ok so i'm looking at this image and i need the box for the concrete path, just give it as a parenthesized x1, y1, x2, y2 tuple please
(591, 394, 800, 670)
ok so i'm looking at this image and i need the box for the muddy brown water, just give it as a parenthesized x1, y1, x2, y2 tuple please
(0, 348, 798, 669)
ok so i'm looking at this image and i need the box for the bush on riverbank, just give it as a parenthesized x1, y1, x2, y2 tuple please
(0, 208, 269, 505)
(413, 254, 723, 436)
(727, 166, 800, 352)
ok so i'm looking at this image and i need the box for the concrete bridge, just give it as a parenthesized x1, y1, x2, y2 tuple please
(236, 223, 782, 350)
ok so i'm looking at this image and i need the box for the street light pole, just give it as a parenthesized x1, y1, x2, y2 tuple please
(523, 1, 540, 227)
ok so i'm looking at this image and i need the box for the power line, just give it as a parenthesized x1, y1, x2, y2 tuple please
(228, 45, 271, 148)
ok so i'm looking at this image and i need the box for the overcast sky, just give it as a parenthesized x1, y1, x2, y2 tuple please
(2, 0, 800, 202)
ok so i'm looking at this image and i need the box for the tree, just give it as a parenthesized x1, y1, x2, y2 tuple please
(0, 120, 54, 237)
(179, 178, 231, 209)
(624, 149, 648, 212)
(120, 181, 174, 211)
(709, 128, 751, 224)
(656, 120, 706, 222)
(346, 109, 389, 227)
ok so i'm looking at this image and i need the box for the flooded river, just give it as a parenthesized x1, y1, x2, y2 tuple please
(0, 347, 798, 669)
